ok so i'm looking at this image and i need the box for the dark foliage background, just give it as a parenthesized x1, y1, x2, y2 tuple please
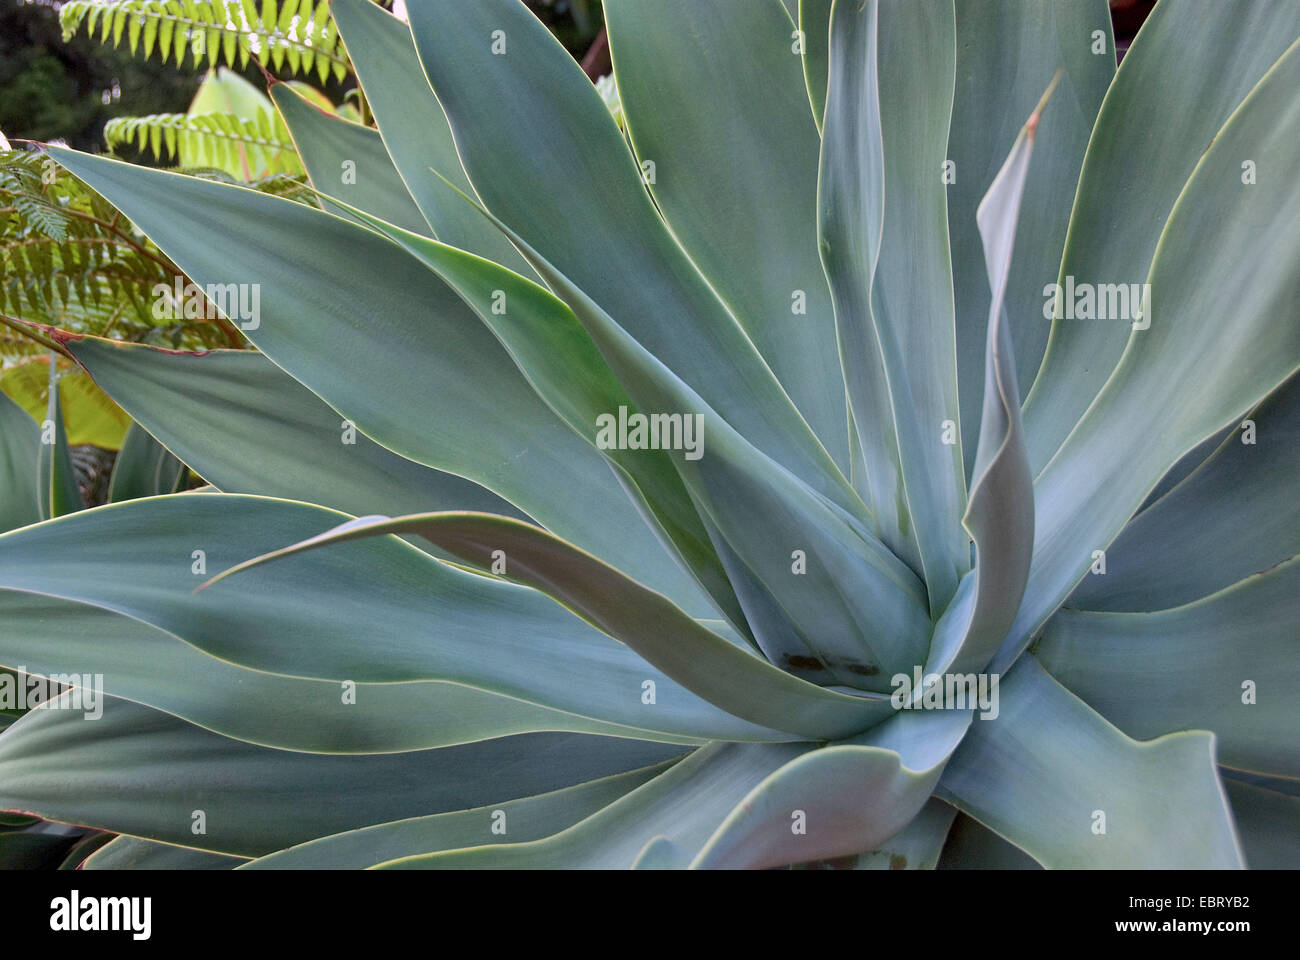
(0, 0, 605, 153)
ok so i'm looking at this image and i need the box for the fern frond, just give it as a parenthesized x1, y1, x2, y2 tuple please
(104, 111, 303, 177)
(0, 153, 72, 243)
(0, 148, 243, 360)
(59, 0, 351, 84)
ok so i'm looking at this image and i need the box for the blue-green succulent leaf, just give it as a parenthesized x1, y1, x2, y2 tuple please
(38, 354, 84, 519)
(46, 146, 707, 614)
(691, 709, 970, 869)
(1068, 369, 1299, 612)
(83, 837, 245, 870)
(242, 761, 676, 869)
(202, 509, 899, 741)
(798, 0, 832, 130)
(69, 337, 525, 527)
(0, 495, 789, 744)
(937, 657, 1243, 868)
(404, 0, 857, 515)
(1023, 0, 1300, 472)
(819, 0, 969, 611)
(931, 78, 1049, 677)
(327, 0, 531, 271)
(1036, 555, 1300, 779)
(604, 0, 849, 471)
(997, 38, 1300, 670)
(0, 390, 41, 533)
(948, 0, 1113, 476)
(107, 422, 186, 502)
(373, 742, 812, 869)
(0, 695, 684, 857)
(271, 81, 430, 235)
(0, 590, 707, 754)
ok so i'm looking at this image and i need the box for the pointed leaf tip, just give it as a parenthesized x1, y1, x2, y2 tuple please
(1025, 68, 1064, 139)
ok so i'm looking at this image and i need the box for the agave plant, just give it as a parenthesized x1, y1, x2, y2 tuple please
(0, 0, 1296, 870)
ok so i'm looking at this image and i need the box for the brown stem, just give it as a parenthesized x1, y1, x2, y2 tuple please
(0, 313, 75, 359)
(580, 28, 610, 81)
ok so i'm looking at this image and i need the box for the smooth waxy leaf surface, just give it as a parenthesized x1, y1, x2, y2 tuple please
(328, 0, 531, 271)
(243, 762, 676, 869)
(83, 837, 244, 870)
(1068, 369, 1299, 612)
(0, 391, 41, 533)
(69, 337, 523, 523)
(0, 590, 705, 754)
(107, 422, 186, 502)
(404, 0, 856, 513)
(605, 0, 849, 470)
(375, 742, 811, 869)
(1036, 556, 1300, 779)
(0, 696, 684, 857)
(929, 78, 1048, 677)
(948, 0, 1113, 475)
(1023, 0, 1300, 471)
(938, 658, 1243, 868)
(0, 495, 789, 744)
(47, 146, 709, 613)
(272, 81, 430, 235)
(996, 38, 1300, 670)
(204, 510, 899, 741)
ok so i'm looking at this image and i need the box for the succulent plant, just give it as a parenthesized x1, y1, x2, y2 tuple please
(1, 0, 1297, 869)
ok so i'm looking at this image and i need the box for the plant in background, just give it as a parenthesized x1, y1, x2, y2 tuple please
(0, 0, 1296, 869)
(58, 0, 361, 175)
(102, 68, 343, 179)
(58, 0, 352, 84)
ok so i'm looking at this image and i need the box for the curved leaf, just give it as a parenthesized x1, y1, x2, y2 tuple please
(46, 146, 710, 615)
(1022, 0, 1300, 471)
(38, 354, 83, 519)
(107, 421, 186, 502)
(435, 197, 931, 688)
(404, 0, 856, 513)
(204, 510, 897, 741)
(271, 81, 430, 235)
(83, 836, 244, 870)
(996, 37, 1300, 670)
(0, 589, 707, 754)
(793, 798, 957, 870)
(320, 203, 745, 631)
(1036, 556, 1300, 779)
(327, 0, 531, 270)
(1069, 369, 1300, 612)
(605, 0, 849, 470)
(242, 761, 675, 869)
(937, 657, 1243, 868)
(0, 695, 684, 857)
(798, 0, 832, 130)
(375, 742, 811, 869)
(691, 709, 970, 869)
(930, 79, 1049, 677)
(819, 0, 969, 604)
(0, 390, 41, 533)
(0, 495, 791, 744)
(69, 337, 524, 524)
(947, 0, 1113, 476)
